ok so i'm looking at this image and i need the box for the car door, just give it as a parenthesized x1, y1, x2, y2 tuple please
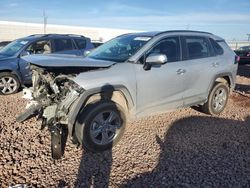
(18, 39, 52, 84)
(135, 36, 186, 116)
(181, 36, 219, 106)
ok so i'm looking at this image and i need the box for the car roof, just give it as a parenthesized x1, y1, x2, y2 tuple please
(124, 30, 223, 41)
(18, 34, 87, 41)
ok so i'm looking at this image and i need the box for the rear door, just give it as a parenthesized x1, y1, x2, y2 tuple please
(181, 36, 219, 106)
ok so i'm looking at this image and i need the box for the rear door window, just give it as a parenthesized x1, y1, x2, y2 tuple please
(184, 37, 210, 59)
(74, 38, 86, 49)
(53, 38, 73, 52)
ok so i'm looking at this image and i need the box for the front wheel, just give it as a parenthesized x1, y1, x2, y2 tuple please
(0, 72, 20, 95)
(75, 100, 126, 152)
(201, 82, 229, 115)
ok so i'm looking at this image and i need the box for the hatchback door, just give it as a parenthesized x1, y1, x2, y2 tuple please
(135, 36, 186, 116)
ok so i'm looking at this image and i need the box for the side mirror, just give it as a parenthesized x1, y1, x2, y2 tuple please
(21, 51, 31, 57)
(84, 50, 91, 57)
(146, 53, 168, 65)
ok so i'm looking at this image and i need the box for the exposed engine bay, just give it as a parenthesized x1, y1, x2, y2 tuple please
(16, 64, 99, 159)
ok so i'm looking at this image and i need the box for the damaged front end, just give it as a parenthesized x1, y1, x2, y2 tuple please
(17, 64, 86, 159)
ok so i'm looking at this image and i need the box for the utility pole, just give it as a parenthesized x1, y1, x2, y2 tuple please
(43, 9, 47, 34)
(247, 34, 250, 41)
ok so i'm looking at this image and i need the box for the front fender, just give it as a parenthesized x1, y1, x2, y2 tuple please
(67, 85, 134, 139)
(0, 64, 23, 83)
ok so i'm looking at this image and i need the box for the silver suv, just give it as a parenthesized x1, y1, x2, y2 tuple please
(17, 31, 238, 159)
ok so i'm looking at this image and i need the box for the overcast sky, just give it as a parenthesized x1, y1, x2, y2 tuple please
(0, 0, 250, 40)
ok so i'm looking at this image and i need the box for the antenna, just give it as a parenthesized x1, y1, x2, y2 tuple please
(43, 9, 48, 34)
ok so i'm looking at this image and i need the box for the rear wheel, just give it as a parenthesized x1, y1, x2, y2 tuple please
(0, 72, 20, 95)
(201, 82, 229, 115)
(75, 100, 126, 152)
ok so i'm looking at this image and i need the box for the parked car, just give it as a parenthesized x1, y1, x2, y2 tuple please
(92, 41, 103, 48)
(0, 34, 94, 95)
(234, 46, 250, 63)
(17, 30, 238, 159)
(0, 41, 11, 49)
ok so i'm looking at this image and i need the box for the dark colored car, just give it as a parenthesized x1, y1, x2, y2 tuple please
(0, 41, 11, 49)
(234, 46, 250, 63)
(0, 34, 94, 95)
(92, 41, 103, 48)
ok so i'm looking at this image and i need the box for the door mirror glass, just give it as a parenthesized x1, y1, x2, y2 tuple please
(146, 53, 168, 65)
(84, 50, 91, 57)
(21, 50, 31, 57)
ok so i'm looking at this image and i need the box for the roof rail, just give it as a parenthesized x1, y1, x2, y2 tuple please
(28, 34, 85, 38)
(28, 34, 46, 37)
(156, 30, 213, 36)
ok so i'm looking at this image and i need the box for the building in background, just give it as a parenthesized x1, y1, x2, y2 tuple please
(0, 20, 249, 50)
(0, 21, 139, 42)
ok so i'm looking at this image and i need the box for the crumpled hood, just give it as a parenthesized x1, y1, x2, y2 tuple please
(21, 54, 117, 68)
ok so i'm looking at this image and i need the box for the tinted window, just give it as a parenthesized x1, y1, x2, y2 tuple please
(148, 37, 180, 62)
(74, 38, 86, 49)
(54, 38, 73, 52)
(210, 38, 224, 55)
(185, 37, 210, 59)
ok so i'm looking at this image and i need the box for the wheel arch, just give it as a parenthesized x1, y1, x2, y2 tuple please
(0, 68, 22, 83)
(67, 85, 134, 139)
(208, 72, 234, 93)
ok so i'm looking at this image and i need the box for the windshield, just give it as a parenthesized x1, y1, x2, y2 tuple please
(0, 39, 29, 56)
(88, 34, 152, 62)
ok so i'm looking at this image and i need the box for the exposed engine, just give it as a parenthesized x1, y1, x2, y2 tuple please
(17, 64, 85, 125)
(16, 64, 90, 159)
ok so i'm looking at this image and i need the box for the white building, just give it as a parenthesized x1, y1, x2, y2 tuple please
(0, 21, 139, 42)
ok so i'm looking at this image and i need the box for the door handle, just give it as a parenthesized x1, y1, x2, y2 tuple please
(176, 69, 186, 75)
(212, 62, 219, 67)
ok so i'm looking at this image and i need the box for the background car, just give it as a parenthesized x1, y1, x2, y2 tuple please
(0, 34, 94, 95)
(234, 46, 250, 63)
(0, 41, 11, 49)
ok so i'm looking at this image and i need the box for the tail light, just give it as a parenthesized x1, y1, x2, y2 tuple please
(234, 55, 240, 64)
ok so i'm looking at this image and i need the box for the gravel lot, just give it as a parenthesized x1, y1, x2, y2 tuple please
(0, 64, 250, 188)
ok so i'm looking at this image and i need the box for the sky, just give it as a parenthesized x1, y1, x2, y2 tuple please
(0, 0, 250, 40)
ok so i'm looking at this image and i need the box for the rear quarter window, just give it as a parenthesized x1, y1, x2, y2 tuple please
(209, 38, 224, 55)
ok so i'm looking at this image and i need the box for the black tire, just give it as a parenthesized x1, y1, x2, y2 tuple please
(75, 100, 126, 152)
(201, 82, 229, 115)
(0, 72, 20, 95)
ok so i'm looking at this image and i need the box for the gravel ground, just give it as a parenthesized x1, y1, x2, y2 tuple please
(0, 64, 250, 188)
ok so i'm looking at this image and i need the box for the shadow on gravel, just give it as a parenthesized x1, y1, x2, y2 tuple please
(74, 150, 112, 188)
(73, 85, 120, 188)
(237, 64, 250, 78)
(122, 116, 250, 187)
